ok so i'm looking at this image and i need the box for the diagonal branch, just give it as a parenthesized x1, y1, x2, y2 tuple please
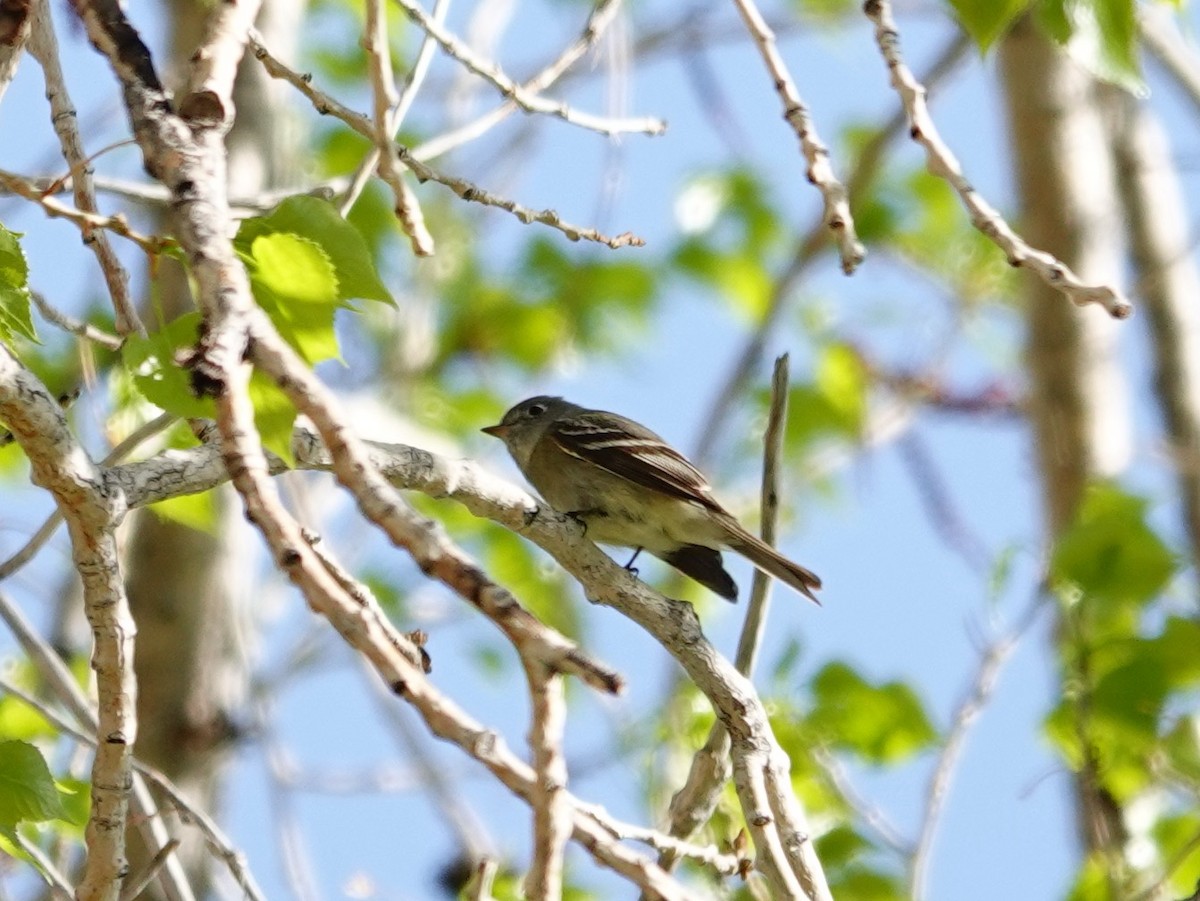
(863, 0, 1131, 318)
(728, 0, 862, 273)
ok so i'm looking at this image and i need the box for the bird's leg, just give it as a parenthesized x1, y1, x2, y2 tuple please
(623, 547, 644, 576)
(565, 508, 606, 538)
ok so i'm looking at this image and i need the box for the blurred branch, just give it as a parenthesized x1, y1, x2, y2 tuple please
(30, 291, 123, 349)
(390, 0, 664, 137)
(1140, 6, 1200, 120)
(694, 30, 972, 465)
(27, 0, 140, 335)
(0, 0, 31, 104)
(728, 0, 862, 273)
(907, 593, 1044, 899)
(864, 0, 1131, 318)
(0, 167, 167, 254)
(248, 31, 645, 249)
(363, 661, 496, 860)
(1104, 85, 1200, 583)
(896, 433, 990, 574)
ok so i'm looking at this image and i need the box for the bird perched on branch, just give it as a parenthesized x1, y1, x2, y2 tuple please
(483, 396, 821, 604)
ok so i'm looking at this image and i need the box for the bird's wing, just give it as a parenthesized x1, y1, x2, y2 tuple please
(549, 411, 720, 508)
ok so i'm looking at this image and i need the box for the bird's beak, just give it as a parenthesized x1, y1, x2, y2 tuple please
(481, 423, 507, 438)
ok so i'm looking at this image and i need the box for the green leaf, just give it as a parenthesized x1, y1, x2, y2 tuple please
(1051, 484, 1177, 607)
(122, 313, 214, 419)
(946, 0, 1032, 50)
(0, 224, 38, 344)
(245, 232, 341, 364)
(0, 741, 67, 827)
(248, 370, 297, 465)
(236, 195, 393, 305)
(149, 489, 219, 533)
(1036, 0, 1144, 95)
(807, 661, 938, 763)
(784, 343, 869, 449)
(123, 313, 296, 464)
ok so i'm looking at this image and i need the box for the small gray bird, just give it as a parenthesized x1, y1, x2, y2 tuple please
(483, 396, 821, 604)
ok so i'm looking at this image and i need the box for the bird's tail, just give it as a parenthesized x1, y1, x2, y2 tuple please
(723, 520, 822, 605)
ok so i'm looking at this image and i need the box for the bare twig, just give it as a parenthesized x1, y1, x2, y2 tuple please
(29, 291, 123, 349)
(26, 0, 141, 335)
(248, 31, 645, 249)
(863, 0, 1131, 318)
(362, 0, 434, 255)
(339, 0, 447, 217)
(118, 840, 180, 901)
(735, 353, 790, 676)
(728, 0, 861, 273)
(522, 661, 570, 900)
(908, 595, 1045, 898)
(659, 354, 792, 873)
(0, 167, 167, 254)
(390, 0, 664, 137)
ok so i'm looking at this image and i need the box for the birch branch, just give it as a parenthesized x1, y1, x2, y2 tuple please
(26, 0, 140, 335)
(0, 344, 135, 901)
(729, 0, 862, 273)
(863, 0, 1131, 318)
(522, 662, 570, 900)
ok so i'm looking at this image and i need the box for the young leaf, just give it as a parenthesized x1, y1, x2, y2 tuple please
(808, 661, 937, 763)
(245, 232, 342, 364)
(0, 224, 38, 344)
(235, 195, 393, 306)
(1051, 484, 1177, 607)
(0, 741, 67, 828)
(946, 0, 1031, 51)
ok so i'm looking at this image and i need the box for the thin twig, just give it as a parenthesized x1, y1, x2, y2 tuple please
(735, 353, 790, 675)
(863, 0, 1131, 318)
(30, 291, 123, 349)
(728, 0, 861, 273)
(248, 31, 645, 248)
(390, 0, 664, 137)
(26, 0, 141, 335)
(907, 594, 1045, 898)
(362, 0, 434, 254)
(658, 354, 791, 874)
(0, 167, 167, 254)
(339, 0, 448, 217)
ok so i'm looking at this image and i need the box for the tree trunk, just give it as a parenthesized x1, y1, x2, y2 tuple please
(997, 14, 1132, 883)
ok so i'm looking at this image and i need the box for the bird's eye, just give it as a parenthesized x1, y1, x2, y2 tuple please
(527, 403, 547, 417)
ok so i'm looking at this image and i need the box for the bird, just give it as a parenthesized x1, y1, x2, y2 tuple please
(482, 395, 821, 604)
